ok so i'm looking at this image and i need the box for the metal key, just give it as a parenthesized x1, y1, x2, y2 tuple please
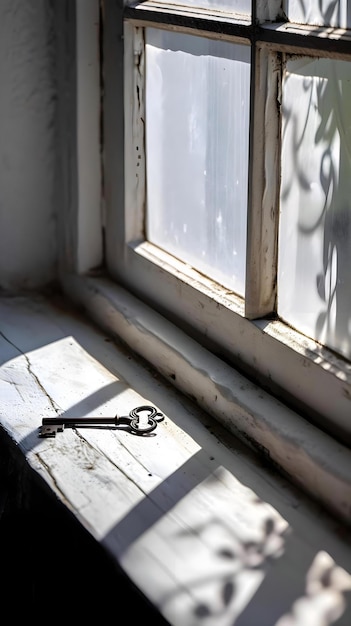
(39, 405, 164, 438)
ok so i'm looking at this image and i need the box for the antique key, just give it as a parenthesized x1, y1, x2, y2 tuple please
(39, 405, 164, 438)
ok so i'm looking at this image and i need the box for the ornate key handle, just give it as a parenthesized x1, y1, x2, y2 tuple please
(128, 405, 164, 434)
(39, 405, 165, 438)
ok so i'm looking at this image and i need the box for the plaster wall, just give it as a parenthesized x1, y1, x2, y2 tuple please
(0, 0, 58, 291)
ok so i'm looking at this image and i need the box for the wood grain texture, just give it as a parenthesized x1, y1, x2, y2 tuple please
(1, 293, 351, 626)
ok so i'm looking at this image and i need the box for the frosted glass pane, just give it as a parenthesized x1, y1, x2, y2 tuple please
(283, 0, 351, 28)
(148, 0, 250, 14)
(145, 29, 250, 296)
(278, 57, 351, 360)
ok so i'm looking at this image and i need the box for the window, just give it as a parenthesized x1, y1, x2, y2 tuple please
(102, 1, 351, 447)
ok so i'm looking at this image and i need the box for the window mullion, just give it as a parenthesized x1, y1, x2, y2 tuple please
(124, 23, 145, 244)
(245, 46, 281, 319)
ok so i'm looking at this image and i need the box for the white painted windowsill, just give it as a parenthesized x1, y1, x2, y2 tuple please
(1, 280, 351, 625)
(61, 273, 351, 526)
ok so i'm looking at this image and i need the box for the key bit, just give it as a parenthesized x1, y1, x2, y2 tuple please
(40, 423, 65, 438)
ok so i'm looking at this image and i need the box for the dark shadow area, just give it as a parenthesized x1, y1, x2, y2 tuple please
(0, 430, 169, 625)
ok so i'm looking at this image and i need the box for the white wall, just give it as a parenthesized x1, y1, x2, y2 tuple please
(0, 0, 103, 291)
(0, 0, 58, 291)
(76, 0, 103, 275)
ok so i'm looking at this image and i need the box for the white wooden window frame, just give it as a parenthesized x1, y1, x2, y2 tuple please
(60, 0, 351, 478)
(100, 0, 351, 446)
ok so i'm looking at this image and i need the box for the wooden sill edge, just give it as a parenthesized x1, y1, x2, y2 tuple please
(60, 272, 351, 527)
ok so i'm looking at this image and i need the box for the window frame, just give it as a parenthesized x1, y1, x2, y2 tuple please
(97, 0, 351, 447)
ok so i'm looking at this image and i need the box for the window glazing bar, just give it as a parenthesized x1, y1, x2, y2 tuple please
(259, 22, 351, 57)
(124, 1, 252, 40)
(245, 47, 281, 319)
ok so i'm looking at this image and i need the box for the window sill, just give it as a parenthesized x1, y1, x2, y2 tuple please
(112, 240, 351, 446)
(1, 287, 351, 624)
(61, 272, 351, 526)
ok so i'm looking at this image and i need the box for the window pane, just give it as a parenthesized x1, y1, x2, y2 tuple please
(278, 57, 351, 360)
(148, 0, 250, 14)
(283, 0, 351, 28)
(145, 29, 250, 296)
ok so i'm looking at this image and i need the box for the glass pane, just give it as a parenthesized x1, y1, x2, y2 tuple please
(148, 0, 250, 14)
(145, 29, 250, 296)
(283, 0, 351, 28)
(278, 57, 351, 360)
